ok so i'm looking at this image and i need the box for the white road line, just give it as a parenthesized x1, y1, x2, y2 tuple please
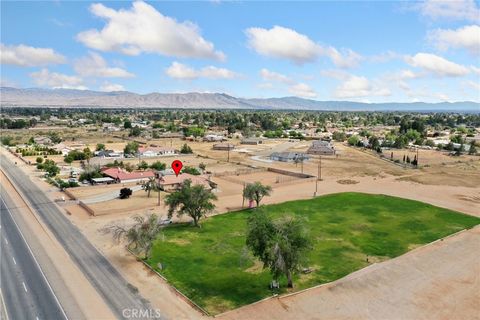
(22, 282, 27, 293)
(0, 198, 68, 320)
(0, 289, 10, 320)
(36, 317, 39, 320)
(12, 257, 16, 265)
(4, 238, 8, 244)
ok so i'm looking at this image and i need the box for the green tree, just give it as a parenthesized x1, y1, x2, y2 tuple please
(83, 147, 93, 164)
(150, 161, 166, 171)
(347, 135, 359, 146)
(468, 141, 477, 155)
(43, 159, 60, 177)
(246, 212, 311, 288)
(124, 120, 132, 129)
(199, 162, 206, 171)
(96, 143, 106, 151)
(182, 166, 201, 175)
(79, 165, 102, 182)
(243, 182, 272, 207)
(165, 180, 217, 227)
(332, 131, 346, 142)
(180, 143, 193, 154)
(1, 136, 14, 146)
(129, 126, 142, 137)
(101, 214, 163, 259)
(124, 142, 139, 156)
(137, 160, 149, 171)
(36, 157, 44, 164)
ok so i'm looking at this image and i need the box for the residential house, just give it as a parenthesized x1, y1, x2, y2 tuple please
(159, 173, 213, 192)
(101, 167, 155, 183)
(203, 134, 226, 142)
(95, 149, 123, 158)
(270, 152, 310, 162)
(241, 138, 263, 145)
(138, 146, 177, 157)
(33, 136, 52, 145)
(307, 140, 336, 155)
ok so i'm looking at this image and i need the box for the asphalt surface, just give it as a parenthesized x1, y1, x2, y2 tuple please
(1, 196, 67, 320)
(1, 154, 156, 319)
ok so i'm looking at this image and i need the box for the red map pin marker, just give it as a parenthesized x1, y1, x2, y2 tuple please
(172, 160, 183, 177)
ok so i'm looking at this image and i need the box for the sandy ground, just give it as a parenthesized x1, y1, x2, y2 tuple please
(4, 135, 480, 320)
(217, 226, 480, 320)
(0, 165, 114, 320)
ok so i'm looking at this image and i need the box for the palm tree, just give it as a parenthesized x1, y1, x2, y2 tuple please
(243, 182, 272, 207)
(165, 179, 217, 227)
(142, 177, 157, 198)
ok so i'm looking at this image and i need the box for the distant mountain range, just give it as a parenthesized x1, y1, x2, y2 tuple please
(1, 87, 479, 112)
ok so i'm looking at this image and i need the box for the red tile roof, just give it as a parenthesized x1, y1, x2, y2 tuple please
(160, 173, 211, 188)
(101, 167, 155, 181)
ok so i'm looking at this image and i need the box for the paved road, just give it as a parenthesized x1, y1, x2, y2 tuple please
(1, 196, 67, 320)
(83, 185, 143, 204)
(1, 155, 156, 319)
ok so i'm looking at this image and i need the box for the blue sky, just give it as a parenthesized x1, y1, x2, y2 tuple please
(1, 0, 479, 103)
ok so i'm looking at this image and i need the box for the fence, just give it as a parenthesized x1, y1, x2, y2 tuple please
(212, 167, 267, 177)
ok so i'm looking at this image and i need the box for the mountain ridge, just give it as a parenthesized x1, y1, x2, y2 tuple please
(1, 87, 479, 111)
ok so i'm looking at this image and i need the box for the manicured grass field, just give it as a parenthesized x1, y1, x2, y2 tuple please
(147, 192, 479, 314)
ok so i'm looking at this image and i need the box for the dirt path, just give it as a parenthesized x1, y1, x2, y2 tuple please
(217, 226, 480, 320)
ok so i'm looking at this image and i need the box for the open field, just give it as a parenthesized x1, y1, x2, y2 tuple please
(146, 192, 480, 315)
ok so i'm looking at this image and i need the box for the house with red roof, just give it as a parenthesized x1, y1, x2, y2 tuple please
(159, 173, 214, 192)
(101, 167, 155, 183)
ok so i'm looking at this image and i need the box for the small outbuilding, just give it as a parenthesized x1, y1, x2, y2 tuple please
(213, 143, 235, 151)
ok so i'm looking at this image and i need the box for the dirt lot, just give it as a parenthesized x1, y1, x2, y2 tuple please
(4, 134, 480, 320)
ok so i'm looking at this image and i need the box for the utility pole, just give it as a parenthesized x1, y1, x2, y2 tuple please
(242, 182, 246, 208)
(318, 155, 322, 181)
(157, 177, 161, 206)
(227, 146, 230, 162)
(417, 147, 419, 167)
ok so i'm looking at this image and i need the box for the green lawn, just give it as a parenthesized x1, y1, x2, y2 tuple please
(147, 192, 480, 314)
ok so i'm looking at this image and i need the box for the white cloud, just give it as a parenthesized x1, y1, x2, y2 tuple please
(406, 53, 470, 77)
(334, 75, 391, 98)
(370, 51, 404, 63)
(259, 68, 293, 84)
(245, 25, 361, 68)
(245, 26, 319, 64)
(100, 82, 125, 91)
(30, 68, 86, 89)
(463, 80, 480, 91)
(320, 69, 350, 80)
(417, 0, 480, 21)
(471, 66, 480, 74)
(74, 52, 134, 78)
(323, 47, 363, 68)
(245, 25, 362, 68)
(429, 25, 480, 55)
(288, 83, 317, 98)
(165, 62, 238, 80)
(0, 43, 66, 67)
(77, 1, 225, 60)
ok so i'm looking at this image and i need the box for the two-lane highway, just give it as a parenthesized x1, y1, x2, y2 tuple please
(1, 196, 67, 320)
(1, 154, 154, 319)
